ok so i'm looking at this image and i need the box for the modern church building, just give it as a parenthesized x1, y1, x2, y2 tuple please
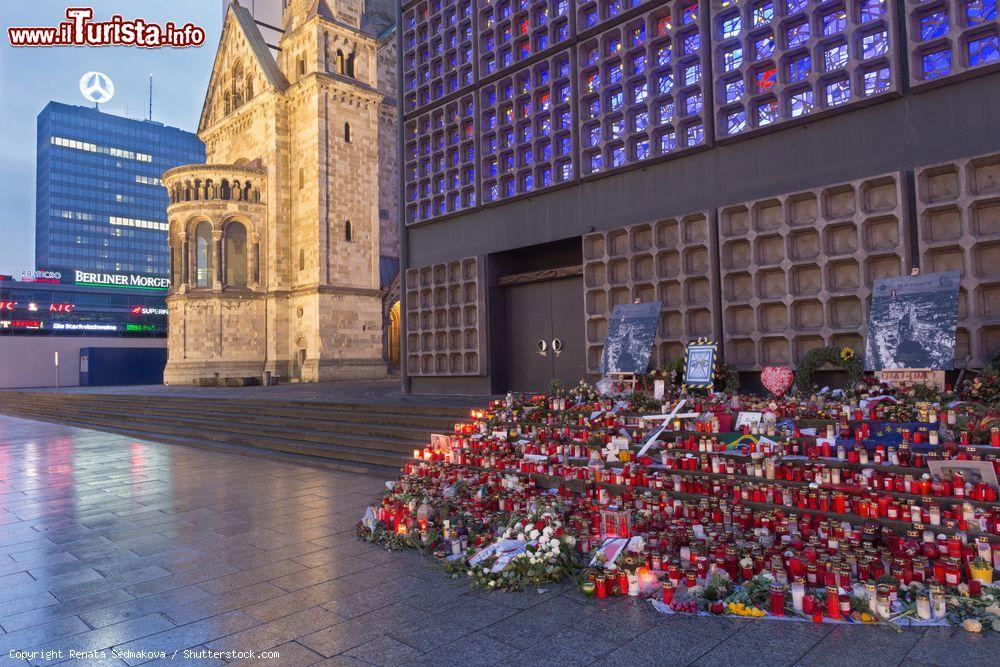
(398, 0, 1000, 394)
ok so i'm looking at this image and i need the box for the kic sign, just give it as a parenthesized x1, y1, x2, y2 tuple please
(79, 71, 114, 104)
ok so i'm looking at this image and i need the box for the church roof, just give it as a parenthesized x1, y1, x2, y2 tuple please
(230, 1, 288, 92)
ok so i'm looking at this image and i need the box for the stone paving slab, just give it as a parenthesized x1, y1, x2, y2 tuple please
(0, 413, 972, 666)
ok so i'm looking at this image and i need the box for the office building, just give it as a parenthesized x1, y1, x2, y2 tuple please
(35, 102, 205, 279)
(399, 0, 1000, 394)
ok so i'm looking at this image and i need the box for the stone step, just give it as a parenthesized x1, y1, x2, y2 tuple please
(0, 397, 451, 444)
(2, 402, 411, 470)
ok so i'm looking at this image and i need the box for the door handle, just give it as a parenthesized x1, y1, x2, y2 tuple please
(537, 340, 548, 357)
(551, 338, 563, 357)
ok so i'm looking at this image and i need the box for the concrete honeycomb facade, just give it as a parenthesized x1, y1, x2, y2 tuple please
(163, 0, 396, 385)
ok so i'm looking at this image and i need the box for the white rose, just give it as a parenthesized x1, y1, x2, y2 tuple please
(530, 530, 540, 540)
(562, 535, 576, 547)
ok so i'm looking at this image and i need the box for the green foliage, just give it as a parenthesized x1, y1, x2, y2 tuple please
(795, 346, 864, 392)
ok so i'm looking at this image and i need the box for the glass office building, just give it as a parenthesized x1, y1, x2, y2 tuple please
(35, 102, 205, 278)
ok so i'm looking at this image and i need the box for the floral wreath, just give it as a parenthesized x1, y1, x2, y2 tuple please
(795, 346, 864, 392)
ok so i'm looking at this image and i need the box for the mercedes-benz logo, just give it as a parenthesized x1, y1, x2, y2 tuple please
(79, 71, 115, 104)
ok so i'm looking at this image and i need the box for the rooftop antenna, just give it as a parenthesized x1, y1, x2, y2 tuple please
(148, 74, 154, 121)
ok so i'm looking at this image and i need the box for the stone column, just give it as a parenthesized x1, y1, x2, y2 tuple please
(252, 237, 261, 288)
(180, 235, 189, 288)
(213, 229, 224, 289)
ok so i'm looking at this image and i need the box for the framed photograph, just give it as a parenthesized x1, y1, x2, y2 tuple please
(600, 301, 662, 374)
(684, 340, 717, 388)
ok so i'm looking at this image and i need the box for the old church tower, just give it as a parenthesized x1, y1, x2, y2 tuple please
(163, 0, 396, 384)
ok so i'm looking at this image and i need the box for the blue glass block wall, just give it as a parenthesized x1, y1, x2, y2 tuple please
(577, 1, 710, 177)
(477, 0, 575, 78)
(907, 0, 999, 87)
(402, 0, 477, 115)
(576, 0, 670, 32)
(711, 0, 901, 140)
(404, 93, 478, 224)
(479, 49, 577, 202)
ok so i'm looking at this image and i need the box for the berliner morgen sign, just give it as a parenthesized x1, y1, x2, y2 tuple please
(74, 271, 170, 290)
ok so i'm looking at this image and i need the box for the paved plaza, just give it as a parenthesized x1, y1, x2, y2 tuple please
(0, 414, 997, 666)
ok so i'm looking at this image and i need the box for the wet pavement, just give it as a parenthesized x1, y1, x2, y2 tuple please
(1, 413, 997, 666)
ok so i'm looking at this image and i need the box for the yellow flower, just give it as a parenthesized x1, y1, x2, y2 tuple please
(840, 347, 855, 361)
(963, 619, 982, 633)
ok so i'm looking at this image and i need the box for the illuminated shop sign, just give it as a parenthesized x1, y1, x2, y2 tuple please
(1, 320, 44, 329)
(0, 302, 73, 312)
(0, 301, 14, 310)
(130, 305, 167, 315)
(125, 323, 156, 332)
(74, 271, 170, 290)
(19, 269, 62, 284)
(51, 322, 119, 332)
(49, 303, 74, 313)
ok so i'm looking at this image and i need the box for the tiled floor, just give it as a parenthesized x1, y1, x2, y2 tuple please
(1, 414, 997, 666)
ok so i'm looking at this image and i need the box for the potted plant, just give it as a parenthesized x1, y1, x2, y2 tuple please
(969, 557, 993, 584)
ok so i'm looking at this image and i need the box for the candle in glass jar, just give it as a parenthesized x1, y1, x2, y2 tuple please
(770, 584, 786, 616)
(790, 579, 805, 611)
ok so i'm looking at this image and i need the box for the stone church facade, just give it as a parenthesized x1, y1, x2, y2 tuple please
(163, 0, 397, 384)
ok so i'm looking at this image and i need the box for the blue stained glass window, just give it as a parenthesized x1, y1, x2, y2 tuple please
(658, 100, 674, 123)
(966, 0, 997, 25)
(862, 30, 889, 60)
(920, 11, 948, 41)
(824, 43, 849, 70)
(610, 117, 624, 138)
(557, 23, 569, 40)
(725, 78, 745, 103)
(609, 89, 624, 111)
(584, 9, 597, 27)
(540, 142, 552, 161)
(609, 0, 621, 16)
(862, 67, 891, 95)
(487, 158, 498, 177)
(685, 92, 703, 115)
(487, 183, 498, 201)
(631, 25, 646, 47)
(686, 123, 704, 145)
(609, 63, 623, 84)
(635, 138, 651, 160)
(825, 79, 851, 105)
(559, 162, 572, 180)
(632, 54, 647, 75)
(724, 47, 743, 71)
(787, 21, 809, 48)
(756, 66, 777, 91)
(757, 100, 778, 126)
(658, 72, 674, 94)
(969, 34, 999, 66)
(587, 98, 600, 118)
(727, 109, 747, 134)
(541, 167, 552, 186)
(860, 0, 885, 22)
(785, 0, 807, 15)
(585, 47, 599, 66)
(588, 124, 601, 146)
(557, 0, 568, 15)
(753, 2, 775, 26)
(484, 36, 495, 52)
(504, 179, 515, 197)
(486, 135, 497, 153)
(522, 173, 533, 191)
(539, 118, 551, 136)
(634, 110, 648, 131)
(722, 15, 742, 38)
(632, 81, 648, 103)
(520, 124, 533, 142)
(788, 54, 811, 81)
(559, 135, 572, 154)
(504, 154, 515, 171)
(608, 38, 621, 56)
(789, 90, 813, 117)
(656, 44, 672, 66)
(589, 152, 602, 172)
(523, 148, 533, 165)
(754, 35, 775, 60)
(611, 145, 625, 167)
(558, 83, 571, 103)
(660, 129, 677, 152)
(683, 3, 698, 24)
(559, 110, 571, 129)
(485, 111, 497, 128)
(503, 128, 514, 147)
(683, 32, 701, 55)
(922, 49, 951, 78)
(559, 59, 570, 77)
(823, 9, 848, 36)
(537, 66, 550, 85)
(684, 63, 701, 85)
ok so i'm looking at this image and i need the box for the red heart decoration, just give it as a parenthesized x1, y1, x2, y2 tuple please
(761, 366, 794, 397)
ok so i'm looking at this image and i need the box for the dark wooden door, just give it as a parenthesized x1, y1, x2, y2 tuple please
(505, 276, 585, 391)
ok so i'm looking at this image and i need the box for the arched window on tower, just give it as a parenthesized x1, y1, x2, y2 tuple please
(336, 49, 345, 75)
(298, 56, 305, 76)
(194, 221, 213, 288)
(225, 222, 248, 287)
(323, 33, 330, 72)
(232, 61, 244, 108)
(246, 75, 254, 101)
(345, 220, 353, 242)
(346, 52, 356, 78)
(344, 122, 351, 143)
